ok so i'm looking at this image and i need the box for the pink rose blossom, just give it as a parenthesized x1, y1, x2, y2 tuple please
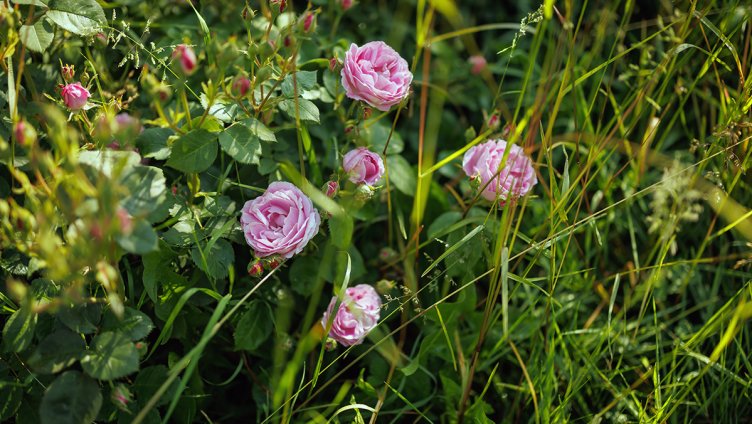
(61, 82, 90, 110)
(342, 147, 384, 185)
(321, 284, 381, 347)
(240, 182, 321, 259)
(462, 139, 537, 202)
(468, 55, 487, 75)
(341, 41, 413, 112)
(172, 44, 197, 75)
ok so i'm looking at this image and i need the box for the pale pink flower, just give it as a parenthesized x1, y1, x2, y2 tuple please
(321, 284, 381, 346)
(240, 182, 320, 258)
(342, 147, 384, 185)
(462, 139, 537, 202)
(341, 41, 412, 111)
(61, 82, 90, 110)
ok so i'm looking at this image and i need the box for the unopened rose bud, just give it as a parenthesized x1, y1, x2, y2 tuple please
(233, 75, 251, 97)
(270, 0, 286, 13)
(362, 107, 372, 120)
(324, 181, 339, 198)
(266, 258, 281, 270)
(341, 0, 353, 11)
(468, 55, 487, 75)
(354, 184, 375, 202)
(14, 120, 36, 147)
(111, 385, 132, 412)
(248, 260, 264, 277)
(329, 57, 340, 72)
(242, 6, 254, 20)
(95, 32, 108, 47)
(488, 113, 500, 129)
(90, 223, 103, 241)
(61, 82, 90, 110)
(284, 35, 292, 48)
(500, 122, 514, 138)
(378, 247, 397, 262)
(172, 44, 197, 75)
(135, 341, 148, 357)
(116, 208, 133, 235)
(61, 64, 75, 82)
(324, 337, 338, 351)
(376, 279, 395, 294)
(302, 12, 315, 32)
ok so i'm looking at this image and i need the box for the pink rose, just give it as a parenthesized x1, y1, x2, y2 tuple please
(321, 284, 381, 347)
(61, 82, 90, 110)
(172, 44, 197, 75)
(462, 139, 537, 202)
(342, 147, 384, 185)
(240, 182, 321, 259)
(341, 41, 413, 112)
(468, 55, 487, 75)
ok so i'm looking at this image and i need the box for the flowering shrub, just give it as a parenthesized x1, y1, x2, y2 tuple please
(0, 1, 750, 423)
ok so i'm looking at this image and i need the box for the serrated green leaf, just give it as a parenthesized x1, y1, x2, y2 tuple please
(281, 70, 318, 97)
(101, 307, 154, 341)
(57, 303, 101, 334)
(218, 123, 261, 164)
(116, 219, 158, 254)
(386, 155, 416, 195)
(40, 371, 102, 424)
(27, 328, 85, 374)
(165, 129, 218, 173)
(242, 117, 276, 142)
(234, 301, 273, 351)
(279, 98, 320, 123)
(81, 331, 139, 380)
(2, 306, 37, 353)
(135, 128, 173, 160)
(190, 238, 234, 280)
(46, 0, 106, 36)
(19, 18, 54, 53)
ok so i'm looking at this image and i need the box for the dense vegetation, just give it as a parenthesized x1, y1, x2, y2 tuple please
(1, 0, 751, 422)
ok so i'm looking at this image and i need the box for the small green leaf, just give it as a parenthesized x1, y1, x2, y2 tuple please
(39, 371, 102, 424)
(116, 219, 158, 254)
(101, 307, 154, 341)
(386, 155, 417, 195)
(165, 129, 218, 173)
(136, 128, 173, 160)
(190, 238, 234, 280)
(2, 306, 37, 353)
(19, 18, 54, 53)
(0, 380, 23, 421)
(218, 123, 261, 164)
(81, 331, 139, 381)
(281, 70, 318, 97)
(27, 328, 86, 374)
(242, 117, 276, 142)
(57, 303, 101, 334)
(46, 0, 106, 36)
(234, 301, 273, 351)
(119, 165, 167, 217)
(279, 99, 320, 123)
(132, 366, 179, 407)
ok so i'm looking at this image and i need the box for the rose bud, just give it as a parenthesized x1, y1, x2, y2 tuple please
(354, 184, 375, 202)
(468, 55, 487, 75)
(341, 41, 412, 111)
(172, 44, 197, 75)
(343, 147, 385, 186)
(270, 0, 286, 13)
(324, 181, 339, 198)
(14, 120, 37, 147)
(302, 12, 315, 32)
(329, 57, 340, 73)
(341, 0, 353, 11)
(233, 75, 251, 96)
(61, 82, 91, 110)
(111, 385, 132, 412)
(362, 107, 372, 120)
(61, 64, 75, 82)
(488, 113, 500, 130)
(248, 260, 264, 277)
(321, 284, 382, 346)
(95, 32, 108, 47)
